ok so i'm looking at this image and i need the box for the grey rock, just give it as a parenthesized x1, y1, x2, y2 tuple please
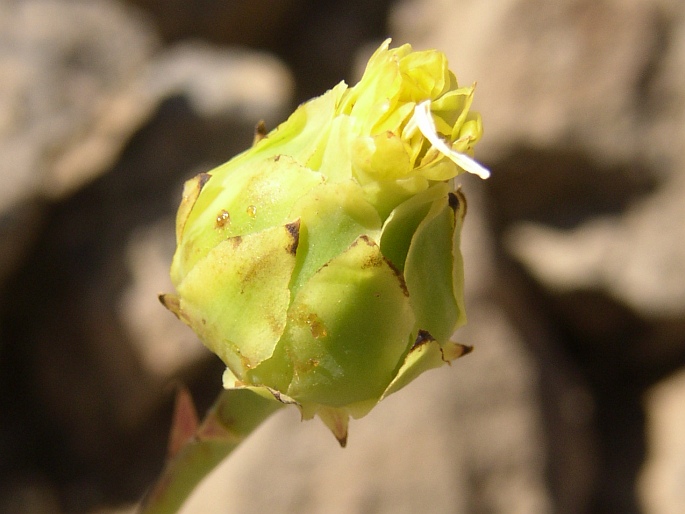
(0, 0, 157, 287)
(126, 0, 308, 47)
(640, 368, 685, 514)
(0, 0, 158, 206)
(505, 175, 685, 317)
(142, 41, 293, 122)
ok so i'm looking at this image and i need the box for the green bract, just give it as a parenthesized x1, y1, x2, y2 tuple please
(161, 39, 488, 444)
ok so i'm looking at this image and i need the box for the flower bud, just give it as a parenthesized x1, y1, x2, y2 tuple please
(161, 39, 487, 444)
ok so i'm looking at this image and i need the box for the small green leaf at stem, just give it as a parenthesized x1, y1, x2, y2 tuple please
(138, 388, 285, 514)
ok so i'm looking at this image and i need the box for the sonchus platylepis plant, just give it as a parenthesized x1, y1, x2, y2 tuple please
(160, 39, 489, 446)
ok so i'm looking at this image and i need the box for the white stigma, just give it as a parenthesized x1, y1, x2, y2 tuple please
(409, 100, 490, 180)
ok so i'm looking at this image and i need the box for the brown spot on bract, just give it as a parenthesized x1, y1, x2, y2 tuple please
(230, 235, 243, 247)
(305, 313, 327, 339)
(448, 192, 459, 210)
(215, 209, 231, 228)
(285, 220, 300, 255)
(158, 294, 193, 325)
(411, 329, 435, 350)
(197, 172, 211, 190)
(158, 293, 180, 314)
(266, 313, 284, 338)
(361, 253, 384, 269)
(355, 236, 384, 269)
(253, 120, 267, 145)
(383, 255, 409, 297)
(353, 235, 409, 296)
(448, 188, 467, 218)
(458, 344, 473, 357)
(439, 343, 473, 364)
(350, 234, 374, 249)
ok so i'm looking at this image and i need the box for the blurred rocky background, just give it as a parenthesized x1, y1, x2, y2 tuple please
(0, 0, 683, 513)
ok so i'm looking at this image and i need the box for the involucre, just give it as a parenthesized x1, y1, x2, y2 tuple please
(161, 40, 489, 444)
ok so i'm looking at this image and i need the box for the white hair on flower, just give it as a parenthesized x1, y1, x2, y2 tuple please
(407, 100, 490, 180)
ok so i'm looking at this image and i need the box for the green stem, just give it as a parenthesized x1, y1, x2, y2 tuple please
(139, 388, 285, 514)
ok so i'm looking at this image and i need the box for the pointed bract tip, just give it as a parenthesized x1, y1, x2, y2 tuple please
(159, 293, 181, 317)
(316, 407, 350, 448)
(168, 385, 199, 458)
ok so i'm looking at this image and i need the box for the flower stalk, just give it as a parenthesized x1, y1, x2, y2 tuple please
(139, 388, 285, 514)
